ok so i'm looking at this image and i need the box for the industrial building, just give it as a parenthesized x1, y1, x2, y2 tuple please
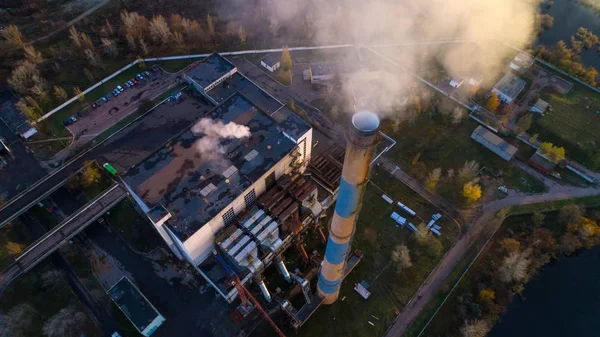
(509, 52, 535, 72)
(528, 150, 557, 174)
(492, 72, 527, 103)
(471, 126, 518, 161)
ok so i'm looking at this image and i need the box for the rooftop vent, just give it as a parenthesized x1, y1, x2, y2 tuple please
(244, 150, 259, 161)
(223, 165, 238, 179)
(200, 183, 217, 196)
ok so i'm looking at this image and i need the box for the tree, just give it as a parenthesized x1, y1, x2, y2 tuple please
(206, 14, 215, 37)
(539, 142, 565, 162)
(570, 216, 600, 248)
(412, 153, 421, 165)
(560, 232, 583, 255)
(53, 86, 68, 102)
(529, 133, 539, 144)
(499, 237, 521, 254)
(169, 14, 184, 33)
(2, 25, 25, 48)
(149, 15, 172, 45)
(137, 56, 146, 69)
(0, 303, 39, 337)
(23, 45, 42, 64)
(139, 39, 149, 55)
(84, 49, 102, 68)
(415, 222, 431, 245)
(478, 289, 495, 303)
(460, 319, 491, 337)
(515, 113, 533, 135)
(6, 242, 24, 256)
(83, 68, 94, 82)
(499, 249, 531, 283)
(537, 14, 554, 30)
(559, 204, 583, 226)
(459, 160, 480, 181)
(463, 181, 482, 204)
(532, 212, 545, 227)
(120, 11, 149, 41)
(425, 167, 442, 192)
(73, 87, 85, 103)
(68, 26, 82, 49)
(391, 244, 412, 272)
(42, 306, 87, 337)
(41, 270, 64, 289)
(101, 38, 118, 57)
(487, 91, 500, 112)
(80, 161, 101, 186)
(15, 98, 39, 123)
(238, 25, 247, 45)
(80, 33, 93, 50)
(281, 46, 292, 71)
(173, 32, 184, 47)
(8, 61, 44, 95)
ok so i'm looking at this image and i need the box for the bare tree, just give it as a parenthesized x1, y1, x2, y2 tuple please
(83, 68, 95, 82)
(460, 319, 491, 337)
(415, 222, 431, 244)
(173, 32, 184, 46)
(149, 15, 172, 45)
(30, 85, 49, 104)
(8, 61, 44, 95)
(269, 17, 280, 36)
(499, 249, 531, 283)
(2, 25, 25, 48)
(0, 303, 39, 337)
(425, 167, 442, 192)
(100, 18, 114, 37)
(80, 33, 94, 51)
(459, 160, 480, 181)
(41, 270, 64, 289)
(181, 17, 193, 36)
(126, 34, 137, 51)
(189, 20, 206, 43)
(559, 204, 583, 226)
(120, 11, 149, 40)
(207, 13, 215, 37)
(139, 39, 149, 55)
(238, 25, 247, 45)
(391, 244, 412, 272)
(53, 86, 68, 102)
(25, 96, 43, 116)
(101, 38, 118, 57)
(42, 306, 87, 337)
(69, 26, 82, 49)
(84, 49, 102, 68)
(23, 45, 42, 64)
(169, 14, 184, 33)
(281, 46, 292, 71)
(16, 98, 39, 123)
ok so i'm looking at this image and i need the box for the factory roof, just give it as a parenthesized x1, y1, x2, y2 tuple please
(271, 106, 311, 142)
(124, 93, 296, 241)
(261, 54, 280, 67)
(207, 72, 283, 114)
(107, 277, 164, 334)
(470, 126, 518, 161)
(493, 73, 527, 101)
(185, 53, 236, 89)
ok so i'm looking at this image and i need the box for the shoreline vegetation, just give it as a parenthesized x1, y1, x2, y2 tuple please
(420, 203, 600, 337)
(578, 0, 600, 15)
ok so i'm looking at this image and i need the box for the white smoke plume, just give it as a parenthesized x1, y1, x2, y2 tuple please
(191, 118, 251, 159)
(256, 0, 539, 118)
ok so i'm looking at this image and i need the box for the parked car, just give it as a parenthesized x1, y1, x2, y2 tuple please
(112, 91, 119, 97)
(117, 85, 124, 92)
(132, 78, 138, 84)
(128, 80, 135, 86)
(151, 76, 158, 81)
(124, 82, 131, 88)
(76, 111, 84, 117)
(136, 74, 144, 80)
(105, 95, 111, 101)
(143, 71, 150, 76)
(62, 119, 72, 126)
(91, 103, 98, 109)
(150, 65, 159, 72)
(68, 116, 77, 123)
(101, 97, 108, 102)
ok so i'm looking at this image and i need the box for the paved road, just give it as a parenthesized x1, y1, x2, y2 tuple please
(383, 183, 600, 337)
(0, 184, 125, 287)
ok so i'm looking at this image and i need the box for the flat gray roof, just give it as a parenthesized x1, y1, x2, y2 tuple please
(471, 126, 518, 160)
(271, 106, 311, 141)
(493, 73, 526, 100)
(124, 93, 296, 241)
(261, 54, 280, 67)
(107, 277, 163, 334)
(207, 72, 283, 114)
(532, 99, 549, 112)
(185, 54, 235, 89)
(310, 63, 346, 76)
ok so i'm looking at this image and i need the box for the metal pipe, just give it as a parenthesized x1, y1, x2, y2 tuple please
(317, 111, 380, 305)
(257, 279, 272, 303)
(277, 259, 292, 283)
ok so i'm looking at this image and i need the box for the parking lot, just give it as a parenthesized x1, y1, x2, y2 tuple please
(65, 67, 180, 150)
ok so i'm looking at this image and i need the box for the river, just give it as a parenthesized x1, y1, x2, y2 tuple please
(488, 246, 600, 337)
(537, 0, 600, 70)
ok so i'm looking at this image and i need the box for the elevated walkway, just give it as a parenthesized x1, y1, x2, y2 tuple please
(0, 183, 126, 287)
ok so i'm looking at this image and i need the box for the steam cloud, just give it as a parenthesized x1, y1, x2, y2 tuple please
(261, 0, 538, 119)
(191, 118, 251, 159)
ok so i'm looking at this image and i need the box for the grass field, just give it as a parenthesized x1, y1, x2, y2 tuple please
(531, 69, 600, 169)
(298, 166, 458, 337)
(384, 110, 547, 196)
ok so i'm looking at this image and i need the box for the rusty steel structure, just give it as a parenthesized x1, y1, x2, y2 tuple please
(317, 111, 380, 304)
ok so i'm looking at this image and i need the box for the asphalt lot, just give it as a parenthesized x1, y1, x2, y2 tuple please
(0, 120, 46, 198)
(66, 70, 179, 150)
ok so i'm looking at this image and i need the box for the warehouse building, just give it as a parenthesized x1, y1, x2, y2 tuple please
(471, 126, 518, 161)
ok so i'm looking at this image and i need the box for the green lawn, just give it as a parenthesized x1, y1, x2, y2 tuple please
(107, 199, 164, 253)
(383, 110, 547, 197)
(531, 81, 600, 169)
(298, 167, 458, 337)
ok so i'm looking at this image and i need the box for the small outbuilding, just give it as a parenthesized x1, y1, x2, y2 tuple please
(471, 126, 518, 161)
(492, 73, 527, 103)
(449, 74, 464, 89)
(510, 52, 535, 72)
(528, 151, 557, 174)
(468, 75, 484, 87)
(260, 54, 281, 73)
(529, 99, 549, 114)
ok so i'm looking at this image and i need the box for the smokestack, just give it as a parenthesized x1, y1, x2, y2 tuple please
(317, 111, 380, 305)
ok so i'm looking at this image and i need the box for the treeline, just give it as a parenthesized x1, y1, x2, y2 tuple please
(535, 27, 599, 86)
(442, 205, 600, 337)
